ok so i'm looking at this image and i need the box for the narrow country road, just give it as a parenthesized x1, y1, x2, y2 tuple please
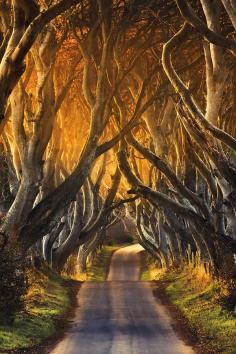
(50, 244, 194, 354)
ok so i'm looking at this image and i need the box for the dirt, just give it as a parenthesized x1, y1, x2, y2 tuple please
(139, 249, 148, 279)
(152, 280, 218, 354)
(6, 249, 215, 354)
(49, 245, 194, 354)
(7, 279, 82, 354)
(105, 248, 118, 280)
(6, 245, 115, 354)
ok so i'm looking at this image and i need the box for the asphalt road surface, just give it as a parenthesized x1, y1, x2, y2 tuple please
(50, 244, 194, 354)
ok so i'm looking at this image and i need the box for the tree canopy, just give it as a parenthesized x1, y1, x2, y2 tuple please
(0, 0, 236, 322)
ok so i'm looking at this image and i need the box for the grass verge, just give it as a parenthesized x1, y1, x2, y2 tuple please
(141, 253, 166, 281)
(86, 245, 120, 281)
(142, 255, 236, 354)
(0, 244, 120, 352)
(0, 269, 71, 352)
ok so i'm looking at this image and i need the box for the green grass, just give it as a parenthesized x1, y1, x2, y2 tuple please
(86, 245, 119, 281)
(142, 258, 236, 354)
(0, 245, 119, 351)
(164, 268, 236, 354)
(0, 270, 70, 351)
(141, 252, 166, 281)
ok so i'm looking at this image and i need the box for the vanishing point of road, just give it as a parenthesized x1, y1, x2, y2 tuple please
(50, 244, 194, 354)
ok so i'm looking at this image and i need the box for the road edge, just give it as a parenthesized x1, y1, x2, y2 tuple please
(152, 280, 204, 354)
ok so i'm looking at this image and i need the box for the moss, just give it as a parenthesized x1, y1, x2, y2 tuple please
(0, 269, 69, 351)
(141, 253, 165, 281)
(0, 241, 117, 351)
(142, 259, 236, 354)
(86, 245, 119, 281)
(164, 269, 236, 354)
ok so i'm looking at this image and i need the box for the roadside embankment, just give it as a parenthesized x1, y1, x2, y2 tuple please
(0, 268, 81, 353)
(0, 245, 118, 353)
(142, 254, 236, 354)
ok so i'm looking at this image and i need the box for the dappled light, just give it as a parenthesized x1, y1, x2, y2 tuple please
(0, 1, 235, 353)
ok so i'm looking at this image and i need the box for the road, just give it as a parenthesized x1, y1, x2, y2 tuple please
(50, 244, 194, 354)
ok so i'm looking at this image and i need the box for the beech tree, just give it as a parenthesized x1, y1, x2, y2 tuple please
(116, 0, 236, 279)
(0, 0, 236, 323)
(0, 0, 162, 321)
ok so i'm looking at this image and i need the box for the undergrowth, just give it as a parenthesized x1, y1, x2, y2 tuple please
(142, 254, 236, 354)
(0, 268, 69, 351)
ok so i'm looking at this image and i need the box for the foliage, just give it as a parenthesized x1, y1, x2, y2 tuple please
(0, 3, 236, 348)
(0, 268, 69, 351)
(141, 252, 166, 281)
(142, 257, 236, 354)
(86, 245, 119, 281)
(62, 251, 79, 276)
(164, 267, 236, 354)
(0, 245, 28, 326)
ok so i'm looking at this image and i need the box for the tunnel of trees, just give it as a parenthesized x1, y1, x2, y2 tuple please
(0, 0, 236, 324)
